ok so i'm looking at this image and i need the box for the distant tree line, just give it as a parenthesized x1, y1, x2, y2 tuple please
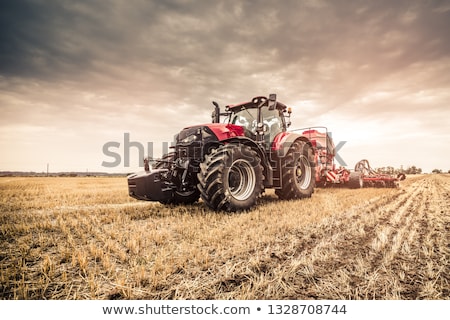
(375, 166, 450, 174)
(376, 165, 422, 175)
(431, 169, 445, 174)
(402, 166, 423, 174)
(0, 171, 127, 177)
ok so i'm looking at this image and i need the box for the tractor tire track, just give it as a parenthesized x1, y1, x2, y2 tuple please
(271, 176, 449, 299)
(294, 182, 420, 264)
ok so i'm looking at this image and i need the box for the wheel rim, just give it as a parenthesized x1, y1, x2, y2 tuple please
(228, 159, 256, 201)
(295, 155, 312, 189)
(176, 189, 196, 197)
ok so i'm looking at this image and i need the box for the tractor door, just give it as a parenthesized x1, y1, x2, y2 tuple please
(261, 107, 285, 149)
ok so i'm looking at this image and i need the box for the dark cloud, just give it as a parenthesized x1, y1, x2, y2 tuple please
(2, 1, 449, 87)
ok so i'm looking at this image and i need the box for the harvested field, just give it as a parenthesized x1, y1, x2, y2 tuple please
(0, 174, 449, 299)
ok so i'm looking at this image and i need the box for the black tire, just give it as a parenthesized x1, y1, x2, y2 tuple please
(154, 153, 200, 205)
(348, 171, 363, 189)
(197, 144, 264, 212)
(275, 140, 315, 200)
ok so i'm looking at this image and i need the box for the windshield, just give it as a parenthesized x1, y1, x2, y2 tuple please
(230, 107, 284, 144)
(230, 108, 257, 129)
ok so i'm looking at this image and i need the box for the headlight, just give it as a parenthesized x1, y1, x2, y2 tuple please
(181, 134, 198, 144)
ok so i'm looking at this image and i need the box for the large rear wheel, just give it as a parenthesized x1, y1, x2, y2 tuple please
(275, 140, 315, 200)
(197, 144, 264, 212)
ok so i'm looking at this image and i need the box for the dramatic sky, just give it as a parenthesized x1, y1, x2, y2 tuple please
(1, 0, 449, 173)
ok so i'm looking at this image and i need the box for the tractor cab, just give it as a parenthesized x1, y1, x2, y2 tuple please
(214, 94, 291, 150)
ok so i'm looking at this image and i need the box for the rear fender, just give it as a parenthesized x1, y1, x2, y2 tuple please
(271, 132, 313, 159)
(271, 133, 317, 186)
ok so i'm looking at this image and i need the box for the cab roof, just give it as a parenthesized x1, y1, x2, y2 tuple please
(226, 96, 287, 112)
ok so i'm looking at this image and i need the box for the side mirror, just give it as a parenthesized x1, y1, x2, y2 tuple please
(284, 107, 292, 127)
(268, 93, 277, 110)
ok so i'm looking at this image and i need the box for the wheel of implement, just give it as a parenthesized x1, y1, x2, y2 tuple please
(348, 172, 363, 189)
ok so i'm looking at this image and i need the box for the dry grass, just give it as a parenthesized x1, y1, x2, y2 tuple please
(0, 174, 449, 299)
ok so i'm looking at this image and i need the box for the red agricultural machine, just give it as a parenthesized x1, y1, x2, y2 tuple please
(354, 159, 406, 188)
(299, 128, 363, 188)
(300, 128, 406, 188)
(127, 94, 405, 211)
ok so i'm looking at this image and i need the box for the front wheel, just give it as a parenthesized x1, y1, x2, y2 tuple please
(275, 140, 315, 200)
(197, 144, 264, 212)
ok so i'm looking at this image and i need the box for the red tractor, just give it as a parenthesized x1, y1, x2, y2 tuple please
(128, 94, 316, 211)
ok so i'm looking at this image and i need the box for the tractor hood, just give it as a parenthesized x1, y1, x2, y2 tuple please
(178, 123, 244, 143)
